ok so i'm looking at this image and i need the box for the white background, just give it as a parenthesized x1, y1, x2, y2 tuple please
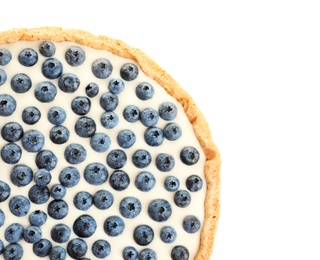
(1, 0, 320, 259)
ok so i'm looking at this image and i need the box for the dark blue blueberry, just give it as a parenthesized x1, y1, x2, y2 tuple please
(71, 96, 91, 115)
(58, 73, 80, 93)
(0, 49, 12, 65)
(9, 195, 30, 218)
(139, 249, 157, 260)
(135, 171, 155, 192)
(159, 101, 177, 121)
(34, 81, 57, 102)
(1, 143, 22, 164)
(65, 46, 86, 66)
(117, 129, 136, 148)
(4, 223, 24, 243)
(47, 106, 67, 125)
(64, 143, 86, 164)
(85, 82, 99, 98)
(39, 41, 56, 57)
(174, 190, 191, 208)
(155, 153, 175, 172)
(3, 243, 23, 260)
(92, 239, 111, 258)
(90, 133, 111, 152)
(67, 238, 87, 259)
(0, 94, 16, 116)
(123, 105, 140, 123)
(73, 214, 97, 238)
(42, 58, 63, 79)
(73, 191, 93, 211)
(120, 63, 139, 81)
(51, 224, 71, 243)
(171, 245, 189, 260)
(28, 185, 50, 204)
(0, 69, 7, 86)
(103, 215, 125, 237)
(160, 226, 177, 243)
(0, 209, 4, 227)
(0, 239, 3, 255)
(49, 246, 67, 260)
(140, 107, 159, 127)
(92, 58, 113, 79)
(100, 111, 119, 129)
(10, 164, 33, 187)
(144, 127, 164, 147)
(182, 215, 201, 233)
(133, 225, 154, 246)
(123, 246, 138, 260)
(75, 116, 96, 137)
(35, 149, 58, 170)
(33, 238, 52, 257)
(100, 92, 119, 111)
(163, 122, 182, 141)
(148, 199, 172, 222)
(21, 129, 45, 152)
(50, 125, 70, 144)
(34, 169, 51, 187)
(29, 210, 47, 226)
(47, 200, 69, 220)
(23, 225, 42, 244)
(136, 82, 154, 100)
(22, 106, 41, 125)
(132, 149, 152, 168)
(180, 146, 200, 165)
(0, 181, 10, 202)
(50, 184, 67, 200)
(11, 73, 32, 93)
(59, 166, 80, 188)
(84, 162, 108, 185)
(1, 121, 23, 142)
(120, 197, 141, 219)
(18, 48, 38, 66)
(108, 78, 125, 94)
(107, 149, 127, 169)
(93, 190, 114, 210)
(109, 170, 130, 191)
(164, 176, 180, 192)
(186, 174, 203, 192)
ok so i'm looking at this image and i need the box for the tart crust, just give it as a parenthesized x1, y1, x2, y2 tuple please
(0, 27, 221, 259)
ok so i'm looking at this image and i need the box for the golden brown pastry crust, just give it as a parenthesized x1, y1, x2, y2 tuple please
(0, 27, 221, 260)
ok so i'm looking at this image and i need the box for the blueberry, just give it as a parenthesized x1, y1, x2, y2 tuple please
(117, 129, 136, 148)
(139, 249, 156, 260)
(0, 49, 12, 65)
(93, 190, 114, 210)
(65, 46, 86, 66)
(33, 238, 52, 257)
(47, 106, 67, 125)
(100, 111, 119, 129)
(180, 146, 200, 165)
(28, 185, 50, 204)
(107, 149, 127, 169)
(58, 73, 80, 93)
(11, 73, 32, 93)
(100, 92, 119, 111)
(123, 246, 139, 260)
(182, 215, 201, 233)
(42, 58, 63, 79)
(160, 226, 177, 243)
(0, 69, 7, 86)
(73, 191, 93, 211)
(64, 143, 87, 164)
(108, 78, 125, 94)
(186, 174, 203, 192)
(144, 127, 164, 147)
(71, 96, 91, 115)
(164, 176, 180, 192)
(1, 121, 23, 142)
(155, 153, 175, 172)
(135, 171, 155, 192)
(59, 166, 80, 188)
(10, 164, 33, 187)
(1, 143, 22, 164)
(109, 170, 130, 191)
(50, 184, 67, 200)
(84, 162, 108, 185)
(92, 58, 113, 79)
(39, 41, 56, 57)
(136, 82, 154, 100)
(67, 238, 87, 259)
(49, 246, 67, 260)
(0, 181, 10, 202)
(123, 105, 140, 123)
(50, 125, 70, 144)
(18, 48, 38, 66)
(171, 245, 189, 260)
(133, 225, 154, 246)
(21, 129, 45, 152)
(103, 215, 125, 237)
(140, 107, 159, 127)
(148, 199, 172, 222)
(22, 106, 41, 125)
(23, 225, 42, 244)
(3, 243, 23, 260)
(10, 196, 30, 217)
(47, 200, 69, 220)
(174, 190, 191, 208)
(51, 224, 71, 243)
(34, 81, 57, 102)
(120, 63, 139, 81)
(120, 197, 141, 219)
(34, 169, 52, 187)
(0, 239, 3, 254)
(75, 116, 96, 138)
(35, 149, 58, 171)
(0, 209, 4, 227)
(85, 82, 99, 98)
(29, 210, 47, 226)
(4, 223, 24, 243)
(92, 239, 111, 258)
(90, 133, 111, 152)
(163, 122, 182, 141)
(0, 94, 16, 117)
(73, 214, 97, 238)
(132, 149, 152, 168)
(159, 101, 177, 121)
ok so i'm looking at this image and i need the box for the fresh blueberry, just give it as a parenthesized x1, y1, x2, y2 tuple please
(39, 41, 56, 57)
(18, 48, 38, 66)
(28, 185, 50, 204)
(108, 78, 125, 94)
(136, 82, 154, 100)
(140, 107, 159, 127)
(75, 116, 96, 137)
(42, 58, 63, 79)
(73, 214, 97, 238)
(67, 238, 88, 259)
(73, 191, 93, 211)
(144, 127, 164, 147)
(107, 149, 127, 169)
(180, 146, 200, 165)
(9, 195, 30, 217)
(1, 143, 22, 164)
(4, 223, 24, 243)
(92, 58, 113, 79)
(71, 96, 91, 115)
(1, 121, 23, 142)
(123, 105, 140, 123)
(0, 239, 3, 255)
(3, 243, 23, 260)
(133, 225, 154, 246)
(22, 106, 41, 125)
(163, 122, 182, 141)
(34, 169, 52, 187)
(47, 106, 67, 125)
(164, 176, 180, 192)
(182, 215, 201, 233)
(50, 184, 67, 200)
(21, 129, 45, 152)
(0, 69, 7, 86)
(117, 129, 136, 148)
(35, 149, 58, 170)
(0, 49, 12, 65)
(186, 174, 203, 192)
(51, 224, 71, 243)
(49, 246, 67, 260)
(171, 245, 189, 260)
(135, 171, 155, 192)
(34, 81, 57, 102)
(90, 133, 111, 152)
(100, 92, 119, 111)
(158, 101, 177, 121)
(64, 143, 87, 164)
(148, 199, 172, 222)
(33, 238, 52, 257)
(93, 190, 114, 210)
(11, 73, 32, 93)
(92, 239, 111, 258)
(120, 63, 139, 81)
(103, 215, 125, 237)
(50, 125, 70, 144)
(139, 249, 157, 260)
(10, 164, 33, 187)
(0, 209, 4, 227)
(0, 181, 10, 202)
(119, 197, 141, 219)
(100, 111, 119, 129)
(174, 190, 191, 208)
(59, 166, 80, 188)
(29, 210, 47, 226)
(47, 200, 69, 220)
(123, 246, 139, 260)
(160, 226, 177, 243)
(85, 82, 99, 98)
(84, 162, 108, 185)
(132, 149, 152, 168)
(58, 73, 80, 93)
(65, 46, 86, 66)
(0, 94, 16, 116)
(109, 170, 130, 191)
(23, 225, 42, 244)
(155, 153, 175, 172)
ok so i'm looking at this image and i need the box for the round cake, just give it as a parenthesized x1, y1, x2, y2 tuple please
(0, 27, 221, 260)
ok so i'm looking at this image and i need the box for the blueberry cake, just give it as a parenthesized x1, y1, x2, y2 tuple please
(0, 27, 221, 260)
